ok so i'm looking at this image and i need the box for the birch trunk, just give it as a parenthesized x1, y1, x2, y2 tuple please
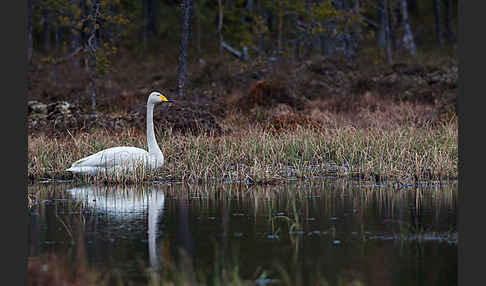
(87, 1, 100, 112)
(218, 0, 223, 56)
(383, 0, 393, 64)
(400, 0, 416, 56)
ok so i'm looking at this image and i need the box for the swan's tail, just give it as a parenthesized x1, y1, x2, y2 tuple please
(66, 166, 101, 176)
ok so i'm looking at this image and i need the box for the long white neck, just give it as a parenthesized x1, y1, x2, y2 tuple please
(146, 102, 164, 163)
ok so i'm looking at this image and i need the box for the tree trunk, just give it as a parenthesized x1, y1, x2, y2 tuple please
(383, 0, 393, 64)
(148, 0, 160, 37)
(387, 0, 395, 49)
(111, 3, 120, 45)
(407, 0, 418, 16)
(377, 0, 386, 48)
(400, 0, 416, 56)
(259, 1, 271, 55)
(177, 0, 193, 98)
(89, 47, 97, 113)
(141, 0, 148, 46)
(28, 0, 33, 62)
(264, 4, 274, 37)
(277, 3, 283, 56)
(87, 0, 100, 113)
(43, 8, 51, 52)
(393, 0, 402, 26)
(346, 0, 361, 57)
(294, 6, 301, 59)
(193, 0, 201, 57)
(304, 0, 312, 57)
(444, 0, 455, 43)
(69, 0, 80, 53)
(218, 0, 223, 56)
(105, 1, 117, 46)
(53, 18, 61, 85)
(242, 0, 252, 59)
(434, 0, 444, 46)
(80, 0, 87, 38)
(70, 0, 82, 69)
(247, 0, 253, 12)
(55, 19, 61, 53)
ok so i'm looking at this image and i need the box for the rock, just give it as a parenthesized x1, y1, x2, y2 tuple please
(28, 101, 48, 115)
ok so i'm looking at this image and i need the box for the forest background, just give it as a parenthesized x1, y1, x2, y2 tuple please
(27, 0, 458, 182)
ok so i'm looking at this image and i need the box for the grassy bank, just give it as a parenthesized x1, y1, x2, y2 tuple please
(28, 116, 457, 184)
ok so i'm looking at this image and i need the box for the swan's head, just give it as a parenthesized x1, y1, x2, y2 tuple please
(148, 91, 172, 104)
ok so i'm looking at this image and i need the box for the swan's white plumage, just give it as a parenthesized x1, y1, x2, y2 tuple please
(66, 146, 156, 175)
(66, 91, 170, 176)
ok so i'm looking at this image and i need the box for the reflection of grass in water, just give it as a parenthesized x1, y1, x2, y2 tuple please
(28, 180, 457, 227)
(275, 193, 303, 234)
(28, 179, 457, 235)
(382, 218, 457, 244)
(28, 180, 457, 285)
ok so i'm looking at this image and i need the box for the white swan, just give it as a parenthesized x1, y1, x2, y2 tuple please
(66, 91, 171, 176)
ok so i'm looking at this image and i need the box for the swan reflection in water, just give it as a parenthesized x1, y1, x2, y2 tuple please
(67, 185, 165, 269)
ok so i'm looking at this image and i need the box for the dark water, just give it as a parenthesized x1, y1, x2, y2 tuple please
(28, 180, 457, 285)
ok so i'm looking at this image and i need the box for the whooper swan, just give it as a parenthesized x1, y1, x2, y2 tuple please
(66, 91, 172, 176)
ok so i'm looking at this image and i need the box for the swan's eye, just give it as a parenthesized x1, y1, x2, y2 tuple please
(160, 95, 168, 102)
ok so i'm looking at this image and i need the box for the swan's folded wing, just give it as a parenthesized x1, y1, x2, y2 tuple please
(70, 147, 148, 168)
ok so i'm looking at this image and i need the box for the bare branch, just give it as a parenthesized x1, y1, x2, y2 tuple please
(221, 41, 243, 59)
(359, 15, 379, 28)
(52, 47, 83, 65)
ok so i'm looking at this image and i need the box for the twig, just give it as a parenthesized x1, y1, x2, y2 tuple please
(52, 47, 83, 65)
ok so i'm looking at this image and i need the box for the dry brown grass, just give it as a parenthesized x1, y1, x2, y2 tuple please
(28, 106, 457, 184)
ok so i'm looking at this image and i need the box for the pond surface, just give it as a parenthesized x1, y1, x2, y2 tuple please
(28, 180, 457, 286)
